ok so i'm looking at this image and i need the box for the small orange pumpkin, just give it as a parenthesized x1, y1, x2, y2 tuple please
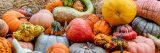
(2, 10, 27, 33)
(0, 19, 9, 37)
(93, 19, 111, 35)
(46, 43, 69, 53)
(45, 0, 63, 12)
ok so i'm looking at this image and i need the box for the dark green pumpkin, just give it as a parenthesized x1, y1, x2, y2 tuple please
(34, 33, 69, 53)
(132, 17, 160, 37)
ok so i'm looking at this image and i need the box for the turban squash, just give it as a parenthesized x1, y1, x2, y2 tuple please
(2, 10, 27, 33)
(102, 0, 136, 26)
(0, 19, 9, 37)
(46, 43, 69, 53)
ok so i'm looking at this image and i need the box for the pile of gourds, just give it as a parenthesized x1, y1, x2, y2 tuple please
(0, 0, 159, 53)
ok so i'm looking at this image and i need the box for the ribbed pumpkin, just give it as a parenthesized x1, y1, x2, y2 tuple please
(93, 19, 111, 35)
(45, 0, 63, 12)
(0, 19, 9, 37)
(128, 36, 155, 53)
(2, 10, 27, 33)
(102, 0, 136, 26)
(132, 17, 160, 36)
(69, 43, 106, 53)
(35, 33, 69, 53)
(29, 9, 54, 29)
(0, 37, 12, 53)
(81, 14, 100, 29)
(136, 1, 160, 25)
(17, 6, 33, 17)
(46, 43, 69, 53)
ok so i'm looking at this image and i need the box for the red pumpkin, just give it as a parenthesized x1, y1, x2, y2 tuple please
(29, 9, 54, 29)
(128, 36, 155, 53)
(17, 6, 32, 17)
(0, 19, 9, 37)
(66, 18, 94, 43)
(113, 25, 137, 40)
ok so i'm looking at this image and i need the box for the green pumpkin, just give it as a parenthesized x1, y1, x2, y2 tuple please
(34, 33, 69, 53)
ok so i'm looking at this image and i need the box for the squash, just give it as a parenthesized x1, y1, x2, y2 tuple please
(53, 0, 94, 25)
(0, 37, 12, 53)
(128, 36, 155, 53)
(0, 19, 9, 37)
(102, 0, 136, 26)
(112, 50, 129, 53)
(29, 9, 54, 29)
(81, 14, 100, 29)
(132, 17, 160, 36)
(2, 10, 27, 33)
(45, 0, 63, 12)
(45, 21, 64, 35)
(66, 18, 94, 43)
(136, 1, 160, 25)
(72, 0, 84, 11)
(13, 22, 44, 42)
(35, 33, 69, 53)
(46, 43, 69, 53)
(69, 42, 106, 53)
(93, 19, 111, 35)
(113, 25, 137, 40)
(17, 6, 32, 17)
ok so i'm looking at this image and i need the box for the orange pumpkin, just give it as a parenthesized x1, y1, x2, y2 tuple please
(46, 43, 69, 53)
(93, 19, 111, 35)
(81, 14, 100, 29)
(45, 0, 63, 12)
(0, 37, 12, 53)
(0, 19, 9, 37)
(2, 10, 27, 33)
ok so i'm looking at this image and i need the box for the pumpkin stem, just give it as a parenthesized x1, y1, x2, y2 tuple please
(51, 21, 64, 35)
(18, 16, 29, 20)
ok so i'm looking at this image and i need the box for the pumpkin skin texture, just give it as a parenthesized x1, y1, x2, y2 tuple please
(17, 6, 32, 17)
(128, 36, 155, 53)
(66, 18, 94, 43)
(2, 10, 27, 33)
(35, 33, 69, 53)
(0, 37, 12, 53)
(69, 43, 106, 53)
(132, 17, 160, 36)
(46, 43, 69, 53)
(29, 9, 54, 29)
(136, 1, 160, 25)
(45, 0, 63, 12)
(0, 19, 9, 37)
(93, 19, 111, 35)
(102, 0, 136, 26)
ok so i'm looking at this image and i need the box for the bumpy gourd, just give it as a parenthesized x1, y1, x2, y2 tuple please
(0, 37, 12, 53)
(13, 22, 44, 41)
(53, 0, 94, 24)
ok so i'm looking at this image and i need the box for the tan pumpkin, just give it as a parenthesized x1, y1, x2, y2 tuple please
(93, 19, 111, 35)
(2, 10, 27, 33)
(46, 43, 69, 53)
(0, 37, 12, 53)
(102, 0, 136, 26)
(0, 19, 9, 37)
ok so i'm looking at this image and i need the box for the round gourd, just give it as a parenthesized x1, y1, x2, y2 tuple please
(46, 43, 69, 53)
(69, 43, 106, 53)
(0, 19, 9, 37)
(2, 10, 27, 33)
(102, 0, 136, 26)
(35, 33, 69, 53)
(0, 37, 12, 53)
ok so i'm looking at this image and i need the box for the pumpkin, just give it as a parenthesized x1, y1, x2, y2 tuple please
(132, 17, 160, 36)
(17, 6, 32, 17)
(46, 43, 69, 53)
(93, 19, 111, 35)
(112, 50, 129, 53)
(136, 1, 160, 25)
(53, 0, 94, 25)
(72, 0, 84, 11)
(69, 42, 107, 53)
(81, 14, 100, 29)
(45, 21, 64, 35)
(2, 10, 27, 33)
(29, 9, 54, 29)
(45, 0, 63, 12)
(66, 18, 94, 43)
(35, 33, 69, 53)
(102, 0, 136, 26)
(128, 36, 155, 53)
(13, 22, 44, 42)
(94, 34, 128, 50)
(0, 19, 9, 37)
(0, 37, 12, 53)
(113, 25, 137, 40)
(7, 37, 33, 53)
